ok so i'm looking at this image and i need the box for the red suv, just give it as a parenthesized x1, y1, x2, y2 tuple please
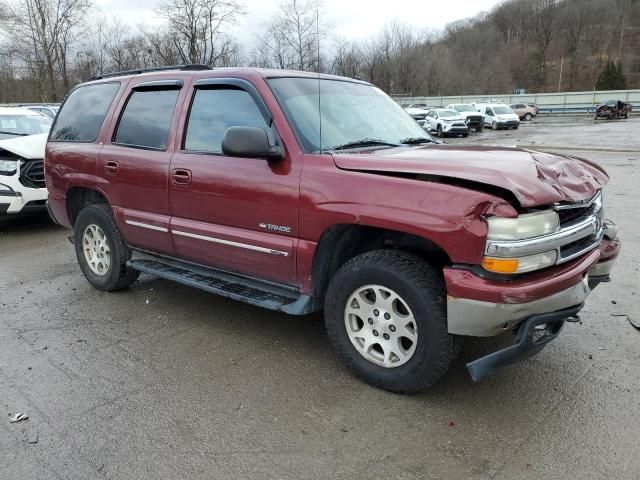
(45, 65, 620, 392)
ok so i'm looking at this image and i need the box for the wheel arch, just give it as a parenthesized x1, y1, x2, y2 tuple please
(311, 223, 452, 299)
(66, 186, 110, 227)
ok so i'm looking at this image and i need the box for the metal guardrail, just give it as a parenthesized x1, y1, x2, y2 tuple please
(393, 89, 640, 114)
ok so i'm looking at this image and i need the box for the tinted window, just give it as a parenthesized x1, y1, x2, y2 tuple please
(114, 90, 179, 150)
(51, 82, 120, 142)
(184, 88, 268, 153)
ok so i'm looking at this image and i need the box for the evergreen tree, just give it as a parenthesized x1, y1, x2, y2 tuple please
(596, 61, 628, 90)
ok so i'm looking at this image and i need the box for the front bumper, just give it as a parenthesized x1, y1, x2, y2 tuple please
(446, 236, 619, 337)
(466, 304, 582, 381)
(446, 234, 619, 381)
(0, 175, 48, 214)
(442, 123, 469, 134)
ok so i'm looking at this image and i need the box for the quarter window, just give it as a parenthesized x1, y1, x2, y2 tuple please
(114, 89, 179, 150)
(184, 88, 269, 153)
(50, 82, 120, 142)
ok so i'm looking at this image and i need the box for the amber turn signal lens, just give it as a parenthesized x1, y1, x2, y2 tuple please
(481, 257, 520, 274)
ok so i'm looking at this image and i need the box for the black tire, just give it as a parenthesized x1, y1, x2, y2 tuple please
(462, 133, 469, 137)
(74, 204, 139, 291)
(437, 125, 443, 138)
(524, 113, 532, 121)
(492, 121, 498, 130)
(476, 125, 484, 132)
(324, 250, 458, 393)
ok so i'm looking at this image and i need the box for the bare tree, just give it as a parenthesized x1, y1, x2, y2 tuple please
(1, 0, 92, 101)
(252, 0, 328, 72)
(155, 0, 245, 66)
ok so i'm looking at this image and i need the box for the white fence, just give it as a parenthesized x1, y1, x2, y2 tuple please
(393, 89, 640, 113)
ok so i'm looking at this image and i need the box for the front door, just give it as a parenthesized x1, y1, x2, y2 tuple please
(168, 80, 300, 286)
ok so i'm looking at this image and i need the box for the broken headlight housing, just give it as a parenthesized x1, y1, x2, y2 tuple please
(0, 159, 18, 176)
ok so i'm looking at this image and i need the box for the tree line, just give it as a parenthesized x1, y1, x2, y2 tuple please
(1, 0, 639, 103)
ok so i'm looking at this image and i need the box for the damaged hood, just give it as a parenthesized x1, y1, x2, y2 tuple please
(0, 133, 47, 160)
(332, 145, 608, 207)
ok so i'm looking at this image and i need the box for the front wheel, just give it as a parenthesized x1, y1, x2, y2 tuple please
(476, 125, 484, 132)
(437, 125, 444, 137)
(524, 113, 532, 121)
(74, 204, 140, 291)
(324, 250, 458, 393)
(492, 121, 498, 130)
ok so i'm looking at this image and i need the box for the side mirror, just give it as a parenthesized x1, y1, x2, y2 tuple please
(221, 126, 284, 161)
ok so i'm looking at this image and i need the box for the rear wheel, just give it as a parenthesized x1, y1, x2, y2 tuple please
(524, 113, 532, 121)
(324, 250, 458, 393)
(74, 204, 139, 291)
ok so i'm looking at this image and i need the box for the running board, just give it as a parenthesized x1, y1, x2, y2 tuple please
(127, 252, 318, 315)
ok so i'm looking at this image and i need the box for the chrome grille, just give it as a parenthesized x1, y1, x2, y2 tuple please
(19, 159, 46, 189)
(485, 191, 604, 266)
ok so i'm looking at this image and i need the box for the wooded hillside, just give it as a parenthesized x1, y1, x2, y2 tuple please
(1, 0, 639, 102)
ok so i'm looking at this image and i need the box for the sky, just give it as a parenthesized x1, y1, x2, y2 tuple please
(94, 0, 503, 49)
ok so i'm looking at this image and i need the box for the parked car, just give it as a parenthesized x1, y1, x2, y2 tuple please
(46, 66, 619, 393)
(476, 103, 520, 129)
(594, 100, 632, 120)
(404, 104, 430, 126)
(446, 103, 484, 131)
(425, 108, 469, 137)
(510, 103, 537, 121)
(23, 104, 60, 119)
(0, 107, 51, 215)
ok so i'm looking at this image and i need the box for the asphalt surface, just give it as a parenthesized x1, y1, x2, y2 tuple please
(1, 115, 639, 480)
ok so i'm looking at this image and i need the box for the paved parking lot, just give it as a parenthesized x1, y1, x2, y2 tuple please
(1, 116, 639, 480)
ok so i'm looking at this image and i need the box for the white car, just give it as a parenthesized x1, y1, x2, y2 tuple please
(0, 108, 51, 215)
(404, 104, 430, 127)
(446, 104, 485, 132)
(425, 108, 469, 138)
(476, 103, 520, 130)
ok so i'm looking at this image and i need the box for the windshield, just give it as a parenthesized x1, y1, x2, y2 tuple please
(268, 78, 431, 152)
(492, 106, 513, 115)
(453, 105, 474, 113)
(437, 110, 458, 118)
(0, 114, 52, 138)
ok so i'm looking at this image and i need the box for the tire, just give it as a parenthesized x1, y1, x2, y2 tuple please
(462, 133, 469, 138)
(324, 250, 458, 393)
(524, 113, 532, 121)
(476, 125, 484, 132)
(74, 204, 140, 291)
(437, 125, 443, 138)
(492, 121, 498, 130)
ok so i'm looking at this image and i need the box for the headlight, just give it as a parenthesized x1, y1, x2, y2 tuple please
(482, 250, 558, 274)
(483, 210, 561, 274)
(0, 159, 18, 175)
(487, 210, 559, 241)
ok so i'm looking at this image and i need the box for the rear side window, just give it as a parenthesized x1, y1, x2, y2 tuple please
(50, 82, 120, 142)
(114, 90, 180, 150)
(184, 88, 268, 153)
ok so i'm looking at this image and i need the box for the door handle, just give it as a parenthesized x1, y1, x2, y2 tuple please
(105, 160, 119, 175)
(171, 168, 192, 185)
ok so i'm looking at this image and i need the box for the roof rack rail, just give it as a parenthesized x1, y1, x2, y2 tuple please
(89, 64, 211, 81)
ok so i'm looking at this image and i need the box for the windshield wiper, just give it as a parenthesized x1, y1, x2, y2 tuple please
(0, 131, 28, 136)
(399, 137, 436, 145)
(328, 138, 401, 151)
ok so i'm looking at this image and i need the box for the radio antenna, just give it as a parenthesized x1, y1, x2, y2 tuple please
(316, 7, 322, 153)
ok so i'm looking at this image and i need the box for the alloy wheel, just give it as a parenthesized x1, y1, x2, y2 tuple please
(344, 285, 418, 368)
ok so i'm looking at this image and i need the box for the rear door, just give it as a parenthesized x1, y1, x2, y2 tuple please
(168, 78, 300, 286)
(98, 79, 185, 255)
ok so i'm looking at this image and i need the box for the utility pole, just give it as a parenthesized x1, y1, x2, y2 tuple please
(558, 56, 564, 92)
